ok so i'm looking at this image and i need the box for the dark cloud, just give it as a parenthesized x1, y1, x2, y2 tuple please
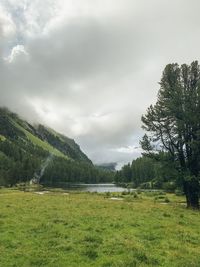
(1, 0, 200, 166)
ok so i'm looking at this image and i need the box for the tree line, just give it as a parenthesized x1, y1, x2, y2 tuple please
(0, 139, 113, 187)
(41, 157, 114, 186)
(114, 153, 179, 191)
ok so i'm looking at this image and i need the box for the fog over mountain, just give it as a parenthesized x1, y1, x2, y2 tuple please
(1, 0, 200, 166)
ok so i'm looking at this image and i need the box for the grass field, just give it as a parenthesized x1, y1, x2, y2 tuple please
(0, 190, 200, 267)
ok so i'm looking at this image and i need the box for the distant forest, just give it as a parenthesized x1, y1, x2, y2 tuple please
(114, 154, 179, 192)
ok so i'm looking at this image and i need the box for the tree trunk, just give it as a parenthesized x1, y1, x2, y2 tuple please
(183, 179, 199, 209)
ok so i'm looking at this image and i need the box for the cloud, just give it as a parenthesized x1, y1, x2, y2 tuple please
(1, 0, 200, 166)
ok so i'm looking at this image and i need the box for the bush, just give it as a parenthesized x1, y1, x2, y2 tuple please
(105, 192, 111, 198)
(131, 192, 138, 198)
(162, 181, 176, 192)
(164, 197, 170, 203)
(122, 191, 128, 195)
(175, 189, 184, 196)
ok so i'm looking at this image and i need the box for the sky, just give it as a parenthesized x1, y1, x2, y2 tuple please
(1, 0, 200, 168)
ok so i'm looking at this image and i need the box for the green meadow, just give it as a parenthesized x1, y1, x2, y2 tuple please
(0, 190, 200, 267)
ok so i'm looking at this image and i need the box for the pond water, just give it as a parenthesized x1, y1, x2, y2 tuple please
(62, 183, 128, 193)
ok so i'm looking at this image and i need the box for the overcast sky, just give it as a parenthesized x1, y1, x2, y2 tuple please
(1, 0, 200, 167)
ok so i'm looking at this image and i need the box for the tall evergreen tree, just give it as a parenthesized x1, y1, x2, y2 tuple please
(141, 61, 200, 209)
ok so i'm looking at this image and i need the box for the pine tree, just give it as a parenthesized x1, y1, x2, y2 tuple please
(141, 61, 200, 209)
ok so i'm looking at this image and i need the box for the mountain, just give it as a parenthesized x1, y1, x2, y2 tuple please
(0, 107, 113, 186)
(96, 163, 117, 172)
(0, 107, 91, 163)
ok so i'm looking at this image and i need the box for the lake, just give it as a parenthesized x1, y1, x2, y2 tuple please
(62, 183, 127, 193)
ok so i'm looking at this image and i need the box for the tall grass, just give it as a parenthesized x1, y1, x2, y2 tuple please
(0, 190, 199, 267)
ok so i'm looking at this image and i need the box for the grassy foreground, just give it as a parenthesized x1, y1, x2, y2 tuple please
(0, 190, 200, 267)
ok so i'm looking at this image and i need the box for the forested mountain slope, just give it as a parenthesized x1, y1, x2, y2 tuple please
(0, 107, 112, 186)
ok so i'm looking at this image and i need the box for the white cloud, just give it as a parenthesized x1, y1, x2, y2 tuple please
(5, 44, 28, 62)
(114, 146, 142, 154)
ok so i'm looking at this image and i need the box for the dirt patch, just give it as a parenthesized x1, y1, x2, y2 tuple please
(110, 197, 123, 201)
(34, 191, 49, 195)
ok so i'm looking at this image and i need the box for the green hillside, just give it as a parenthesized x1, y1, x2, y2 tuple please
(11, 119, 67, 159)
(0, 107, 113, 186)
(35, 124, 92, 163)
(1, 108, 90, 162)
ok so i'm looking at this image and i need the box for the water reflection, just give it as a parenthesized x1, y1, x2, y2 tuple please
(64, 183, 127, 193)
